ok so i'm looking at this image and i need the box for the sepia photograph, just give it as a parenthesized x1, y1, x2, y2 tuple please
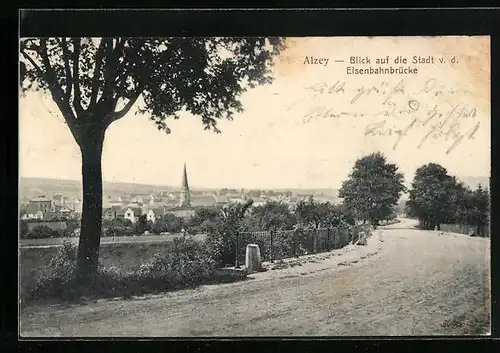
(19, 34, 490, 337)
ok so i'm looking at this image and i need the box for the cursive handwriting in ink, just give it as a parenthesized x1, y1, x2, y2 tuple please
(304, 81, 346, 95)
(375, 99, 420, 121)
(382, 79, 405, 105)
(445, 121, 481, 154)
(468, 121, 480, 139)
(417, 102, 480, 154)
(392, 118, 418, 150)
(415, 78, 475, 97)
(364, 118, 418, 150)
(364, 120, 389, 136)
(303, 106, 364, 123)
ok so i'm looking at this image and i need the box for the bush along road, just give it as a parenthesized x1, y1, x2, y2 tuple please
(20, 219, 490, 337)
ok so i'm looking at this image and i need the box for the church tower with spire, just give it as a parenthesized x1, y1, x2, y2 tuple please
(179, 163, 191, 208)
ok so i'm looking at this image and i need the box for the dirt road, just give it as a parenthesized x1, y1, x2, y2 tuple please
(20, 219, 490, 337)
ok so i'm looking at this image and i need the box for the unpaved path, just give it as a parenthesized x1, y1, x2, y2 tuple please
(20, 219, 490, 337)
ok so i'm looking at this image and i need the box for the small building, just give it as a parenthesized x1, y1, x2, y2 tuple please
(27, 196, 53, 214)
(190, 194, 218, 207)
(146, 208, 164, 223)
(20, 210, 44, 220)
(102, 205, 122, 220)
(72, 199, 83, 214)
(54, 205, 73, 217)
(124, 207, 143, 223)
(52, 193, 68, 207)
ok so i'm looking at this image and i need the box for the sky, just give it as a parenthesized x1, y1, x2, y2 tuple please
(19, 36, 490, 190)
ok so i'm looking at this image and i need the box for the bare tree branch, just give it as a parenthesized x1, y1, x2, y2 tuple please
(71, 38, 84, 116)
(106, 85, 143, 125)
(60, 38, 73, 102)
(114, 37, 126, 55)
(39, 40, 67, 107)
(20, 50, 44, 78)
(39, 39, 81, 143)
(99, 38, 127, 117)
(89, 39, 106, 107)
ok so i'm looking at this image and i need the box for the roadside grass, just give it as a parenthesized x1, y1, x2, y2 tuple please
(22, 238, 248, 305)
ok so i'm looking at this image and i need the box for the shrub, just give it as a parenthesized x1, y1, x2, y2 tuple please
(103, 226, 134, 237)
(28, 241, 80, 301)
(19, 220, 29, 238)
(25, 225, 58, 239)
(25, 236, 242, 303)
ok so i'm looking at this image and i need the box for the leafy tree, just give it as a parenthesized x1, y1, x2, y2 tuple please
(406, 163, 457, 230)
(152, 213, 185, 234)
(338, 152, 406, 227)
(196, 218, 219, 234)
(447, 180, 472, 225)
(244, 201, 295, 231)
(207, 200, 253, 266)
(27, 225, 57, 239)
(187, 206, 220, 229)
(471, 184, 490, 236)
(294, 198, 355, 230)
(20, 37, 284, 283)
(19, 220, 29, 238)
(323, 203, 356, 228)
(295, 197, 330, 229)
(103, 217, 129, 228)
(134, 214, 151, 235)
(62, 219, 81, 237)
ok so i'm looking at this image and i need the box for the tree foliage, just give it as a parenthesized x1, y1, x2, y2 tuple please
(406, 163, 457, 230)
(186, 206, 221, 231)
(471, 184, 490, 236)
(134, 214, 152, 235)
(295, 198, 356, 229)
(406, 163, 490, 234)
(338, 152, 406, 226)
(20, 37, 284, 135)
(152, 214, 185, 234)
(243, 201, 295, 231)
(206, 200, 254, 266)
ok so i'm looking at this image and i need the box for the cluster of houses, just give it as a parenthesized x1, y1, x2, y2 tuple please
(20, 194, 81, 220)
(20, 164, 339, 225)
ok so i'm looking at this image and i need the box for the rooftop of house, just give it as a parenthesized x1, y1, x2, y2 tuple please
(150, 197, 166, 202)
(149, 207, 165, 215)
(127, 207, 143, 215)
(166, 206, 195, 211)
(190, 195, 217, 206)
(30, 197, 52, 203)
(103, 205, 123, 213)
(116, 208, 127, 216)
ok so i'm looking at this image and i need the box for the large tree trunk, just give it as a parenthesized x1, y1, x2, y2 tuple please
(76, 128, 105, 286)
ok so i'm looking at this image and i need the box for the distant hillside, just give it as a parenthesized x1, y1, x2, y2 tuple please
(19, 177, 340, 200)
(20, 177, 181, 199)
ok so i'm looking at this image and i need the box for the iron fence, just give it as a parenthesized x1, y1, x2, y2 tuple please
(234, 225, 369, 267)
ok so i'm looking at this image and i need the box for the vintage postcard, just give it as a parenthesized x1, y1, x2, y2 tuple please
(19, 35, 490, 337)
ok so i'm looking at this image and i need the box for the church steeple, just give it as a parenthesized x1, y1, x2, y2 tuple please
(179, 163, 191, 208)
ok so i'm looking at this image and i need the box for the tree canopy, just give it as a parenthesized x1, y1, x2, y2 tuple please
(406, 163, 456, 230)
(406, 163, 490, 234)
(20, 37, 284, 135)
(244, 201, 296, 231)
(338, 152, 406, 226)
